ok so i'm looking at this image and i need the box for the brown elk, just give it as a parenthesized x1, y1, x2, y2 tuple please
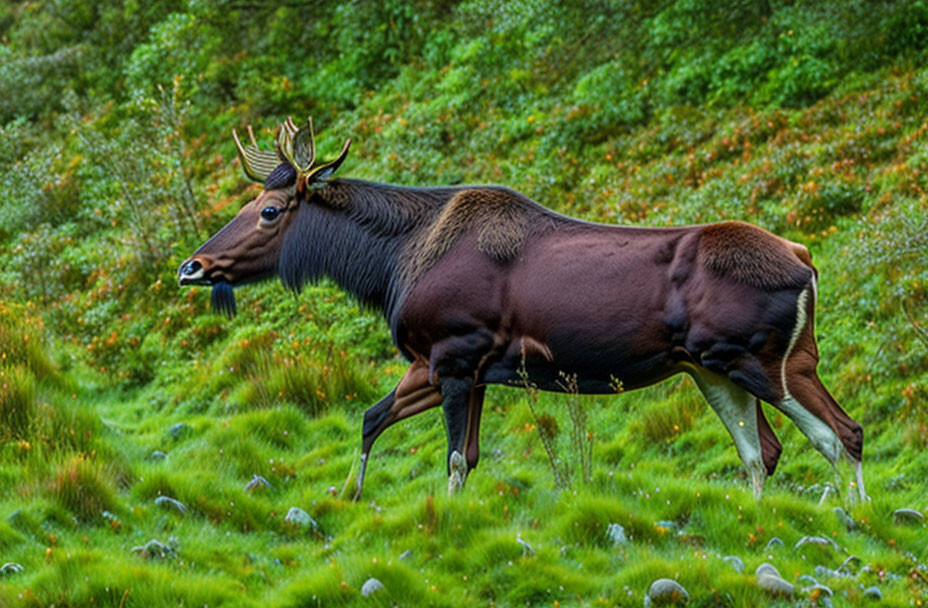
(178, 118, 866, 502)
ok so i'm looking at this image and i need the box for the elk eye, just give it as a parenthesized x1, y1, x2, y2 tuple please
(260, 206, 280, 221)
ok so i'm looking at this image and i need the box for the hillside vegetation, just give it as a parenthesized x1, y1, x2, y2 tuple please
(0, 1, 927, 606)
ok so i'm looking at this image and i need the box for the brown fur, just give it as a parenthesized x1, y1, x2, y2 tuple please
(699, 221, 812, 290)
(404, 188, 544, 284)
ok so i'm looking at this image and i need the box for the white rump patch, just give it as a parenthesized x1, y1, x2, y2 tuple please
(781, 284, 812, 398)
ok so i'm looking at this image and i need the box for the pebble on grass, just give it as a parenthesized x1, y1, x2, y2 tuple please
(361, 577, 384, 597)
(148, 450, 168, 461)
(722, 555, 744, 573)
(154, 495, 188, 515)
(607, 522, 628, 546)
(245, 474, 272, 492)
(131, 539, 174, 560)
(892, 508, 923, 524)
(0, 562, 24, 576)
(756, 573, 794, 596)
(285, 506, 320, 533)
(644, 578, 689, 606)
(795, 536, 837, 551)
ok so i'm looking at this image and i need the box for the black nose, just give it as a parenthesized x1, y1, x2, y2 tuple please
(182, 260, 202, 276)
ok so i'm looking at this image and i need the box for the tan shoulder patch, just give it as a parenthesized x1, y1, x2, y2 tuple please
(408, 188, 534, 280)
(699, 221, 812, 290)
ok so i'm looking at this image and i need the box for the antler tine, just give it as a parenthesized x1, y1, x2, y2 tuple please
(233, 125, 280, 183)
(291, 116, 316, 171)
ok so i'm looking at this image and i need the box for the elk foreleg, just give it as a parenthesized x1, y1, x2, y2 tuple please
(429, 329, 496, 494)
(354, 361, 443, 501)
(690, 367, 774, 498)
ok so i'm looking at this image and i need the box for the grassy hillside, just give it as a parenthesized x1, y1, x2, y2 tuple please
(1, 1, 927, 606)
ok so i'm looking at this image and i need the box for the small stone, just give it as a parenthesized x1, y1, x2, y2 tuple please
(244, 475, 272, 492)
(168, 422, 191, 439)
(646, 578, 689, 606)
(814, 566, 842, 579)
(863, 585, 882, 600)
(607, 522, 628, 546)
(284, 507, 319, 531)
(722, 555, 744, 573)
(795, 536, 837, 551)
(131, 539, 174, 560)
(757, 574, 794, 596)
(326, 485, 338, 496)
(361, 577, 384, 597)
(833, 506, 857, 530)
(148, 450, 168, 461)
(765, 537, 784, 550)
(893, 508, 923, 524)
(0, 562, 24, 576)
(154, 495, 187, 515)
(755, 563, 781, 578)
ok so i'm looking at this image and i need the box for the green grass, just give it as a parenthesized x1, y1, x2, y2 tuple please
(2, 1, 928, 605)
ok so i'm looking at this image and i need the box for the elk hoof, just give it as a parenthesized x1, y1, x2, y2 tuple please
(447, 451, 468, 494)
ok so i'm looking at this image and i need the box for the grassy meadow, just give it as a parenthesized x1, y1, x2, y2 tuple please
(1, 1, 927, 606)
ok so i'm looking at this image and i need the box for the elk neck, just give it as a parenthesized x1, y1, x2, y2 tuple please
(278, 178, 463, 323)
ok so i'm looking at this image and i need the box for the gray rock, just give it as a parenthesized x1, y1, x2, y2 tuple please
(131, 539, 175, 559)
(757, 574, 794, 596)
(168, 422, 191, 439)
(893, 508, 924, 524)
(814, 566, 844, 579)
(154, 495, 187, 515)
(795, 536, 837, 551)
(863, 585, 882, 600)
(645, 578, 689, 606)
(361, 577, 384, 597)
(755, 563, 781, 578)
(765, 537, 784, 550)
(284, 506, 318, 530)
(148, 450, 168, 461)
(0, 562, 24, 576)
(833, 506, 857, 530)
(722, 555, 744, 573)
(244, 474, 272, 492)
(607, 522, 628, 546)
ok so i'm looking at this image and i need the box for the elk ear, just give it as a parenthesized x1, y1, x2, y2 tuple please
(305, 139, 351, 184)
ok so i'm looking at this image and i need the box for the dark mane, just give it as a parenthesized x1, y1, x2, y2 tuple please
(277, 179, 463, 325)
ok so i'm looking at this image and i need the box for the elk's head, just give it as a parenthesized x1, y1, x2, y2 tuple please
(178, 118, 350, 315)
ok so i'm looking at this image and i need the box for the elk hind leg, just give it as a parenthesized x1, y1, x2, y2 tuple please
(690, 368, 779, 497)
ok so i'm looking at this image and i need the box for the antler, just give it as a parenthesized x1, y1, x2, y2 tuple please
(232, 125, 281, 183)
(233, 117, 351, 187)
(276, 117, 352, 189)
